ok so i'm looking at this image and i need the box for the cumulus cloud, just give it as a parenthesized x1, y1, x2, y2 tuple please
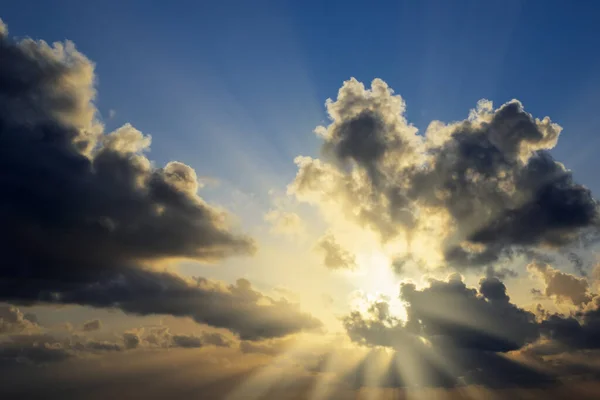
(315, 233, 357, 270)
(290, 78, 598, 270)
(0, 305, 39, 334)
(528, 261, 593, 305)
(0, 18, 321, 340)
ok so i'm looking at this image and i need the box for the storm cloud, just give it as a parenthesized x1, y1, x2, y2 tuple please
(0, 20, 320, 340)
(290, 78, 599, 270)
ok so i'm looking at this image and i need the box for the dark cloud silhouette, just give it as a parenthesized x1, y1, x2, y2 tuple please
(0, 20, 320, 340)
(291, 79, 599, 269)
(314, 233, 356, 270)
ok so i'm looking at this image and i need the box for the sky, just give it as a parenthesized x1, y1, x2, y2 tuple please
(2, 1, 600, 399)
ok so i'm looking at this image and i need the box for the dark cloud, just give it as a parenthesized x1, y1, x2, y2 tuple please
(341, 272, 600, 389)
(0, 334, 74, 367)
(143, 330, 230, 349)
(82, 319, 101, 332)
(0, 323, 237, 369)
(123, 332, 141, 350)
(0, 20, 320, 340)
(85, 340, 123, 352)
(403, 275, 539, 352)
(341, 275, 555, 388)
(314, 233, 356, 270)
(539, 296, 600, 350)
(345, 275, 539, 353)
(291, 79, 599, 269)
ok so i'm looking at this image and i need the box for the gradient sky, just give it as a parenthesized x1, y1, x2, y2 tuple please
(2, 1, 600, 399)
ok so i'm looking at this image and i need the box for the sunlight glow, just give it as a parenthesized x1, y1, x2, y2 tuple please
(350, 251, 407, 321)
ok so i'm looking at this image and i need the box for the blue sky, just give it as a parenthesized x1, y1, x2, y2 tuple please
(4, 0, 600, 199)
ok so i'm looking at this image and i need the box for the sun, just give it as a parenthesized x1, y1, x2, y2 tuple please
(348, 251, 408, 321)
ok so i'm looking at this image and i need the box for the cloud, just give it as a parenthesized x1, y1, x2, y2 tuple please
(200, 332, 233, 348)
(344, 275, 539, 353)
(123, 331, 142, 349)
(315, 232, 357, 270)
(0, 19, 322, 340)
(172, 334, 203, 348)
(539, 296, 600, 350)
(124, 327, 232, 349)
(528, 261, 593, 305)
(339, 273, 600, 389)
(84, 340, 123, 352)
(0, 305, 39, 334)
(44, 269, 321, 340)
(290, 78, 598, 270)
(82, 319, 102, 332)
(340, 275, 559, 388)
(0, 334, 74, 367)
(0, 25, 252, 280)
(0, 323, 236, 368)
(239, 337, 294, 356)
